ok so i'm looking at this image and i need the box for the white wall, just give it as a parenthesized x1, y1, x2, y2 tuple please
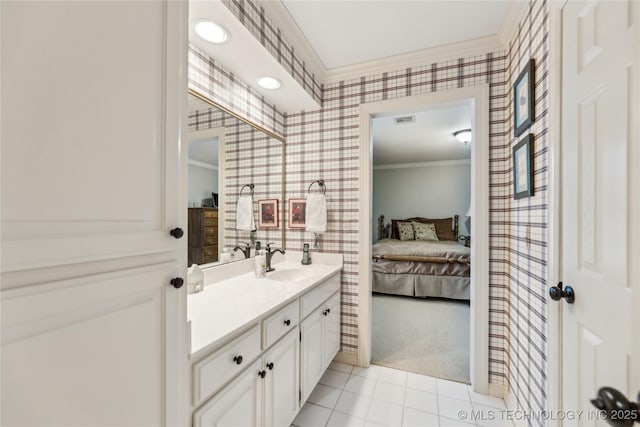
(372, 161, 471, 242)
(188, 164, 218, 207)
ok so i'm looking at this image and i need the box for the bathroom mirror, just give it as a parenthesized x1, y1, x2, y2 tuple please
(187, 89, 285, 267)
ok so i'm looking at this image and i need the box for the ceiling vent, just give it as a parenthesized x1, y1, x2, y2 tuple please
(394, 115, 415, 125)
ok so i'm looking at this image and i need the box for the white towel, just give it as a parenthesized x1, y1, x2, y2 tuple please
(305, 194, 327, 233)
(236, 195, 256, 231)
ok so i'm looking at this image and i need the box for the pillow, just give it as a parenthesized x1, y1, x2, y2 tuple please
(412, 222, 439, 241)
(391, 217, 456, 241)
(397, 221, 415, 241)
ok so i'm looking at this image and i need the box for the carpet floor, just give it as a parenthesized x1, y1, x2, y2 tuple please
(371, 293, 470, 384)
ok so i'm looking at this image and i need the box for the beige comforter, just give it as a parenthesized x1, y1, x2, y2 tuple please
(372, 239, 470, 277)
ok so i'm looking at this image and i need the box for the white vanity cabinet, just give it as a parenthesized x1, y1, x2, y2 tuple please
(190, 269, 341, 427)
(300, 291, 341, 403)
(193, 359, 263, 427)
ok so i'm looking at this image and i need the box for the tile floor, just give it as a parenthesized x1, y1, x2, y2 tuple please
(292, 362, 513, 427)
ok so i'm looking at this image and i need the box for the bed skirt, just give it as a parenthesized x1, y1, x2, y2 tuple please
(372, 271, 470, 300)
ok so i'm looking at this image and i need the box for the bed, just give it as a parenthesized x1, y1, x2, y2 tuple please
(372, 215, 470, 300)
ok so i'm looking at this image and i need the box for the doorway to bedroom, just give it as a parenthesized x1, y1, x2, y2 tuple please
(357, 85, 491, 394)
(370, 102, 472, 384)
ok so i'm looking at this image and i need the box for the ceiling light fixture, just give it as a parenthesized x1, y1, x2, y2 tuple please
(256, 76, 282, 90)
(453, 129, 472, 145)
(194, 20, 229, 44)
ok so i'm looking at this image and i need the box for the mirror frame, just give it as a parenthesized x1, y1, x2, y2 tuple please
(187, 88, 287, 260)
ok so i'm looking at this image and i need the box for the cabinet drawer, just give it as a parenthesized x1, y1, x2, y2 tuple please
(204, 226, 217, 236)
(192, 325, 261, 406)
(203, 245, 217, 258)
(203, 210, 218, 218)
(203, 218, 217, 227)
(301, 273, 340, 319)
(262, 300, 299, 349)
(203, 237, 217, 246)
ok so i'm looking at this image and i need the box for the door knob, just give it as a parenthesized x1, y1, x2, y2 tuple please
(258, 370, 266, 379)
(266, 362, 274, 370)
(590, 386, 639, 426)
(170, 228, 184, 238)
(283, 319, 291, 326)
(233, 355, 243, 365)
(549, 282, 575, 304)
(170, 277, 184, 289)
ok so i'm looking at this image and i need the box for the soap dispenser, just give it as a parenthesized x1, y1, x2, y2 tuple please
(301, 243, 312, 265)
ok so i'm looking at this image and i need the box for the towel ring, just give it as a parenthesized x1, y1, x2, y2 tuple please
(307, 180, 326, 195)
(240, 184, 254, 196)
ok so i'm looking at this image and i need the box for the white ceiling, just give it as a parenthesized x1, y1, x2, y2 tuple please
(372, 102, 472, 165)
(189, 137, 219, 166)
(281, 1, 511, 69)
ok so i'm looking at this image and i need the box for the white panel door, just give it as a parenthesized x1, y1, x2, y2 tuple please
(561, 0, 638, 422)
(0, 0, 184, 272)
(0, 1, 187, 425)
(263, 329, 299, 427)
(192, 359, 263, 427)
(1, 263, 178, 426)
(300, 309, 324, 403)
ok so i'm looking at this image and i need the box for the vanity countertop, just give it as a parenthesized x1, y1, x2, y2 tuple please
(188, 259, 341, 359)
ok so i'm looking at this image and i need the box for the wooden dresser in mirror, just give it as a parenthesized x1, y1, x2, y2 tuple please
(188, 207, 218, 265)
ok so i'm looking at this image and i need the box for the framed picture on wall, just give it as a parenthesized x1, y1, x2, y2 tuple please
(513, 59, 535, 137)
(258, 199, 279, 228)
(288, 198, 306, 229)
(513, 134, 534, 199)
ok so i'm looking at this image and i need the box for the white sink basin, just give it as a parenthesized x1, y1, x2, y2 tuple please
(267, 268, 314, 282)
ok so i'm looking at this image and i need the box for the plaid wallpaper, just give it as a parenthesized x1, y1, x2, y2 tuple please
(504, 1, 550, 425)
(188, 107, 284, 251)
(187, 0, 552, 414)
(221, 0, 323, 105)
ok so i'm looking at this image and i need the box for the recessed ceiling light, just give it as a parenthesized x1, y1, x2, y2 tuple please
(194, 20, 229, 44)
(256, 76, 282, 90)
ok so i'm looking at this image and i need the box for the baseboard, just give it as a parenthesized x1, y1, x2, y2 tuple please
(488, 382, 506, 398)
(334, 351, 359, 366)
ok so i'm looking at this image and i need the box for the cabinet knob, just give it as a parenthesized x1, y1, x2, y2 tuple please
(266, 362, 274, 370)
(169, 228, 184, 239)
(170, 277, 184, 289)
(233, 355, 243, 365)
(258, 370, 266, 379)
(323, 308, 331, 316)
(283, 319, 291, 326)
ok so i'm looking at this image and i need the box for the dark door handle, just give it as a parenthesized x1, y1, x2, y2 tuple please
(590, 386, 640, 426)
(258, 370, 266, 379)
(170, 277, 184, 289)
(266, 362, 274, 370)
(233, 355, 243, 365)
(283, 319, 291, 326)
(170, 228, 184, 238)
(549, 282, 575, 304)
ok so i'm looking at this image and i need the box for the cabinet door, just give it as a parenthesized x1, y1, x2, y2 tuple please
(300, 309, 324, 403)
(263, 329, 299, 427)
(1, 263, 179, 426)
(322, 292, 341, 369)
(193, 360, 263, 427)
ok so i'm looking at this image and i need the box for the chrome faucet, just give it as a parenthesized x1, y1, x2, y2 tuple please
(233, 242, 251, 259)
(265, 243, 285, 272)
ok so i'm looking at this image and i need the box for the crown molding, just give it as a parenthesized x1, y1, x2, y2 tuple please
(374, 159, 471, 171)
(188, 160, 218, 171)
(497, 0, 529, 47)
(324, 35, 506, 84)
(259, 0, 327, 82)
